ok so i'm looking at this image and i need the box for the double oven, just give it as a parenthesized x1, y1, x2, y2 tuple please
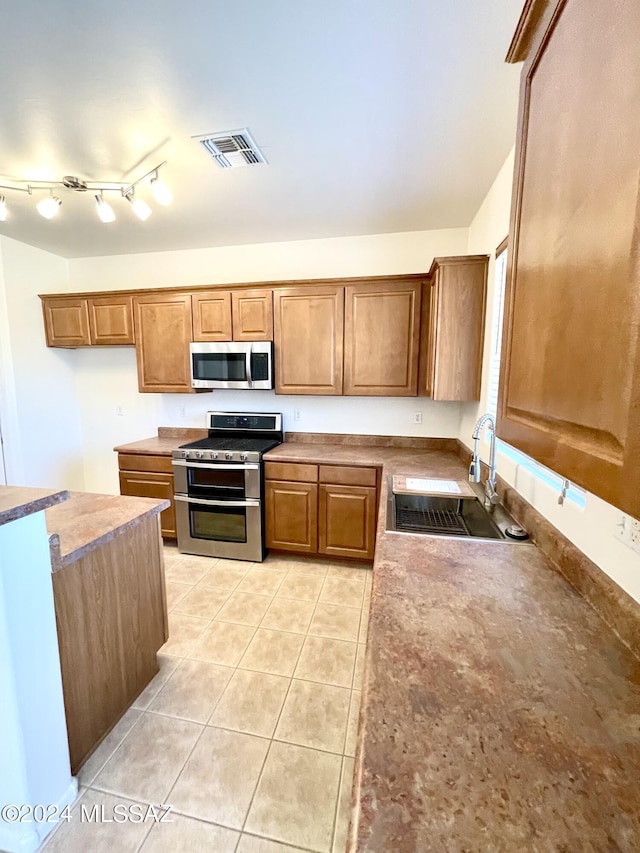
(172, 412, 282, 562)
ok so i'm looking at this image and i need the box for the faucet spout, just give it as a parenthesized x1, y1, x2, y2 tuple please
(470, 413, 500, 507)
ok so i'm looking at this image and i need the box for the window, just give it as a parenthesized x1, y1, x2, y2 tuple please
(485, 241, 586, 509)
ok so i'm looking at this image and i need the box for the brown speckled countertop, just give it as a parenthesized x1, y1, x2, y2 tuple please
(266, 442, 640, 852)
(0, 485, 69, 527)
(114, 427, 207, 456)
(46, 492, 169, 569)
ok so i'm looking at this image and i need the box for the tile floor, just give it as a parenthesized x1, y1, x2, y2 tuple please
(42, 546, 372, 853)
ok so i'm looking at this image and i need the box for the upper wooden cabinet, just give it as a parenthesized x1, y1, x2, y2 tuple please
(42, 297, 91, 347)
(192, 291, 232, 341)
(42, 294, 134, 347)
(344, 280, 422, 396)
(232, 289, 273, 341)
(273, 285, 344, 395)
(133, 292, 197, 394)
(419, 256, 488, 401)
(499, 0, 640, 518)
(87, 295, 134, 345)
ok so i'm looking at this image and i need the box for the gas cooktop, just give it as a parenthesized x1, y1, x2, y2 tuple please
(172, 411, 283, 463)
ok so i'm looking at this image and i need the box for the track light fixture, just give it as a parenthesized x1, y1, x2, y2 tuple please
(0, 161, 171, 224)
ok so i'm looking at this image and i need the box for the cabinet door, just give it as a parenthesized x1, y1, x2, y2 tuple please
(232, 289, 273, 341)
(42, 297, 91, 347)
(273, 286, 344, 395)
(344, 280, 421, 396)
(192, 291, 233, 341)
(134, 292, 196, 393)
(499, 0, 640, 518)
(265, 481, 318, 554)
(419, 257, 488, 401)
(119, 471, 176, 538)
(318, 484, 376, 560)
(88, 295, 135, 345)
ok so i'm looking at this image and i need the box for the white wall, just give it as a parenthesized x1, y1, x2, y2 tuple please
(463, 150, 640, 604)
(0, 237, 85, 489)
(66, 228, 469, 494)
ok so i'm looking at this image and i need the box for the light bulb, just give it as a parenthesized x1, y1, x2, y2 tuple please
(125, 193, 152, 221)
(95, 194, 116, 223)
(0, 195, 6, 222)
(150, 175, 172, 206)
(37, 195, 62, 219)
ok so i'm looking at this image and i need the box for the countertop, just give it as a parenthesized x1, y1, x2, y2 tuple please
(267, 442, 640, 852)
(46, 492, 169, 569)
(0, 485, 69, 527)
(114, 427, 207, 456)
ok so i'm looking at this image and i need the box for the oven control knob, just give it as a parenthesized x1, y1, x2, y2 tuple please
(196, 451, 204, 459)
(211, 452, 218, 460)
(225, 452, 234, 460)
(181, 450, 189, 458)
(240, 452, 248, 461)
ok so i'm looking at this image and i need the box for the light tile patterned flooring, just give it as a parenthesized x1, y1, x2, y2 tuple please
(42, 546, 372, 853)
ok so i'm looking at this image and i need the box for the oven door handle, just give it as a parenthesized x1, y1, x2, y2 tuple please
(245, 345, 253, 388)
(174, 495, 260, 508)
(172, 460, 259, 471)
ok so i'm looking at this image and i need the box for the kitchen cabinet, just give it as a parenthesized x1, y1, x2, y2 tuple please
(265, 460, 377, 560)
(133, 292, 198, 394)
(42, 294, 135, 347)
(344, 280, 422, 396)
(118, 453, 176, 538)
(499, 0, 640, 518)
(273, 285, 344, 395)
(419, 256, 488, 401)
(192, 288, 273, 342)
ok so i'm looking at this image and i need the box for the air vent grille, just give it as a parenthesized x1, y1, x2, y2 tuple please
(194, 128, 266, 169)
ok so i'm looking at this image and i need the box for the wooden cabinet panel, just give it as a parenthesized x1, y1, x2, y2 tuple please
(192, 291, 233, 341)
(265, 481, 318, 553)
(264, 461, 318, 483)
(88, 295, 135, 345)
(419, 257, 488, 401)
(134, 292, 196, 393)
(119, 470, 176, 539)
(232, 289, 273, 341)
(319, 465, 377, 487)
(42, 297, 91, 347)
(344, 281, 421, 396)
(318, 484, 376, 560)
(499, 0, 640, 519)
(274, 286, 344, 395)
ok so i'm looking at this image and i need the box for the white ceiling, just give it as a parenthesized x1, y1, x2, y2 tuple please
(0, 1, 523, 259)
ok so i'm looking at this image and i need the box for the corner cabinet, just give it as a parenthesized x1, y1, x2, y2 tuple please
(419, 256, 488, 401)
(499, 0, 640, 518)
(133, 292, 198, 394)
(273, 286, 344, 395)
(343, 280, 422, 396)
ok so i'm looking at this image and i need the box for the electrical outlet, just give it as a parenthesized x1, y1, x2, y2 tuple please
(412, 411, 423, 425)
(294, 409, 302, 422)
(116, 405, 124, 417)
(614, 514, 640, 555)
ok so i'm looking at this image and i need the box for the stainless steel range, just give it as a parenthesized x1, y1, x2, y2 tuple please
(172, 412, 283, 562)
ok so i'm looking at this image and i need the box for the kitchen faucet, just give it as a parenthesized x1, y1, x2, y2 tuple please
(469, 413, 500, 507)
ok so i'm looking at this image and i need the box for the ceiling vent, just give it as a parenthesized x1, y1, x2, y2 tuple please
(193, 128, 266, 169)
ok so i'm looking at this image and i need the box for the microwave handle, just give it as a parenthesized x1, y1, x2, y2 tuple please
(246, 345, 253, 387)
(174, 495, 260, 508)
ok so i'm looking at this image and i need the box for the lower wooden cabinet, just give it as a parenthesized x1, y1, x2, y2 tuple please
(265, 461, 378, 560)
(265, 481, 318, 554)
(117, 453, 176, 538)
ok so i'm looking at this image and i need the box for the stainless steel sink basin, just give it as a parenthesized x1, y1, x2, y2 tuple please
(385, 478, 529, 543)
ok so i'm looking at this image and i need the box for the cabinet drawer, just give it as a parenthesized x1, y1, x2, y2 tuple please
(319, 465, 377, 487)
(117, 453, 174, 474)
(118, 471, 176, 539)
(264, 461, 318, 483)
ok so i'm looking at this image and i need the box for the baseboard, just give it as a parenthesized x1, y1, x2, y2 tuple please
(0, 778, 78, 853)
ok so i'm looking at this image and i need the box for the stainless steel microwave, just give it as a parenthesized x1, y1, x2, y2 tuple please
(190, 341, 274, 390)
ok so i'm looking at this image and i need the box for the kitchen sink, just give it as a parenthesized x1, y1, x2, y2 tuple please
(385, 478, 529, 543)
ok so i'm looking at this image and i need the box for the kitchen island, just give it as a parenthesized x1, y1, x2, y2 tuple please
(264, 439, 640, 852)
(45, 491, 169, 774)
